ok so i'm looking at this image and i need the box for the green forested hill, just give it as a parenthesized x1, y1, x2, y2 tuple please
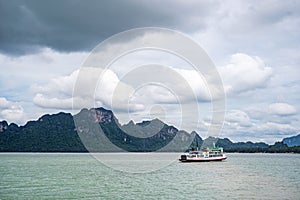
(0, 107, 299, 153)
(0, 112, 87, 152)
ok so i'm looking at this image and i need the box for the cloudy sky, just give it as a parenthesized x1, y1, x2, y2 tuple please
(0, 0, 299, 143)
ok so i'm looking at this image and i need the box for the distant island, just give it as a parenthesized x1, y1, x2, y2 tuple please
(0, 107, 299, 153)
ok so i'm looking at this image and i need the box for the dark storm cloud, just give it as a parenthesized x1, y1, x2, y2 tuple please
(0, 0, 214, 55)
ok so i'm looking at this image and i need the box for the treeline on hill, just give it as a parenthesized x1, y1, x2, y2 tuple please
(200, 137, 300, 153)
(0, 113, 87, 152)
(0, 108, 299, 153)
(223, 143, 300, 153)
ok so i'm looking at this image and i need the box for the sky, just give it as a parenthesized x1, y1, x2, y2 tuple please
(0, 0, 299, 143)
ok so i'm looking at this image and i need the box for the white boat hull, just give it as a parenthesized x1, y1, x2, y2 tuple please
(179, 155, 227, 162)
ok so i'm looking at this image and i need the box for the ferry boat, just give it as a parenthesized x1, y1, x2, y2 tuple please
(179, 147, 227, 162)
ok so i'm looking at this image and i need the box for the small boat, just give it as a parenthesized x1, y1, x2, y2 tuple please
(179, 147, 227, 162)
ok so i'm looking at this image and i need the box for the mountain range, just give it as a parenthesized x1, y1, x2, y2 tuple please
(0, 107, 299, 153)
(282, 134, 300, 147)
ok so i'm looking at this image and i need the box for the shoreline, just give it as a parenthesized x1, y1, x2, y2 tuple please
(0, 151, 299, 154)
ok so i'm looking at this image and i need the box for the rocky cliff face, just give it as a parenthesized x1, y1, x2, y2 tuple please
(0, 121, 8, 133)
(91, 107, 113, 123)
(73, 107, 195, 152)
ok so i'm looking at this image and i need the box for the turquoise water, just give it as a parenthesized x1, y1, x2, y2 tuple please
(0, 153, 299, 199)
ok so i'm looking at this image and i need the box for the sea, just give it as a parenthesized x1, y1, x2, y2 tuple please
(0, 153, 299, 200)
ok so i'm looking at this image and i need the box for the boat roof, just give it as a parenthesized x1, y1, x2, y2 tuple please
(188, 147, 223, 153)
(208, 147, 223, 150)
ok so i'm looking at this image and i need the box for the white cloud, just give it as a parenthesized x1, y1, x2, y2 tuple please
(175, 68, 211, 101)
(0, 48, 87, 111)
(255, 122, 298, 136)
(33, 94, 77, 110)
(0, 48, 87, 85)
(1, 106, 25, 124)
(217, 105, 299, 143)
(193, 1, 300, 66)
(110, 50, 217, 102)
(32, 67, 140, 112)
(0, 97, 13, 108)
(31, 68, 79, 98)
(32, 67, 105, 109)
(122, 67, 212, 105)
(31, 62, 216, 112)
(243, 103, 298, 128)
(222, 121, 299, 144)
(0, 97, 26, 124)
(269, 103, 297, 116)
(245, 105, 268, 120)
(225, 110, 252, 127)
(218, 53, 272, 94)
